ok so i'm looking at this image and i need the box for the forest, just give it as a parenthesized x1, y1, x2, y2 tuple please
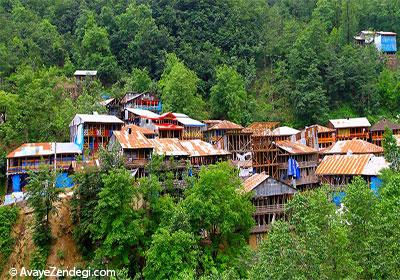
(1, 0, 400, 278)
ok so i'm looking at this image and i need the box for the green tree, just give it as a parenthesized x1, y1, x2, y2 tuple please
(159, 53, 207, 118)
(210, 65, 248, 124)
(123, 68, 153, 93)
(181, 162, 254, 274)
(143, 228, 198, 280)
(382, 128, 400, 171)
(91, 169, 143, 268)
(26, 167, 61, 248)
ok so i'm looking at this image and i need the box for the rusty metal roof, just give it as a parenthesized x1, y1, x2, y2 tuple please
(149, 138, 189, 156)
(316, 154, 372, 175)
(329, 117, 371, 128)
(370, 118, 400, 132)
(308, 124, 335, 133)
(323, 139, 383, 155)
(245, 122, 280, 136)
(275, 140, 318, 154)
(180, 139, 230, 157)
(122, 124, 156, 135)
(113, 128, 154, 150)
(7, 143, 81, 158)
(207, 120, 243, 130)
(243, 172, 269, 192)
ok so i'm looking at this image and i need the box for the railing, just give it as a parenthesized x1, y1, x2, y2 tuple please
(318, 137, 335, 143)
(7, 162, 74, 174)
(278, 161, 318, 169)
(254, 204, 285, 214)
(337, 132, 369, 139)
(124, 159, 150, 168)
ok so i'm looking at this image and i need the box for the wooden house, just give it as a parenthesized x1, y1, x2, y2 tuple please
(157, 112, 205, 140)
(180, 139, 231, 166)
(370, 118, 400, 146)
(271, 126, 300, 141)
(203, 120, 244, 149)
(109, 125, 154, 177)
(297, 124, 335, 149)
(69, 113, 124, 157)
(327, 117, 371, 141)
(316, 154, 389, 188)
(274, 141, 319, 190)
(243, 173, 297, 248)
(6, 143, 81, 193)
(100, 98, 120, 116)
(74, 70, 97, 85)
(120, 92, 162, 114)
(322, 139, 383, 156)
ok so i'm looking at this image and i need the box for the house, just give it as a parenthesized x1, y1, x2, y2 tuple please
(297, 124, 335, 149)
(203, 120, 243, 150)
(120, 92, 162, 114)
(370, 118, 400, 146)
(74, 70, 97, 85)
(6, 142, 81, 193)
(275, 140, 319, 190)
(180, 139, 231, 166)
(69, 113, 124, 157)
(243, 172, 297, 248)
(322, 139, 383, 156)
(271, 126, 300, 141)
(327, 117, 371, 141)
(157, 112, 205, 140)
(100, 98, 120, 116)
(316, 154, 389, 188)
(124, 108, 161, 128)
(109, 125, 154, 177)
(354, 31, 397, 54)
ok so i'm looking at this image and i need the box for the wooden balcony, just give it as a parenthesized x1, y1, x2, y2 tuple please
(7, 162, 74, 175)
(278, 161, 318, 169)
(337, 132, 369, 139)
(254, 204, 285, 214)
(318, 137, 335, 143)
(125, 158, 150, 168)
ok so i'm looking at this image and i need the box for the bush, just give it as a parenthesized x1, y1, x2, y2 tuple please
(0, 207, 19, 273)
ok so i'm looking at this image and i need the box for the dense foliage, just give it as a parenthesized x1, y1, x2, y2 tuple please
(71, 158, 254, 278)
(250, 173, 400, 279)
(0, 206, 18, 273)
(2, 0, 400, 154)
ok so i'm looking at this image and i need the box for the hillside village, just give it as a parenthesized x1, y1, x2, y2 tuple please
(4, 84, 399, 249)
(2, 0, 400, 278)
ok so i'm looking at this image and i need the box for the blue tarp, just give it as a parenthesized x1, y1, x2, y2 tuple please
(332, 191, 346, 206)
(55, 173, 74, 188)
(370, 176, 382, 196)
(287, 158, 300, 179)
(12, 175, 21, 192)
(381, 35, 397, 53)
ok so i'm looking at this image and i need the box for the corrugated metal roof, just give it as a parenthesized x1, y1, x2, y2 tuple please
(123, 124, 155, 135)
(7, 143, 81, 158)
(176, 117, 205, 127)
(149, 138, 189, 156)
(370, 119, 400, 132)
(155, 123, 184, 130)
(121, 93, 144, 104)
(207, 120, 243, 130)
(180, 139, 230, 157)
(316, 154, 372, 175)
(362, 156, 389, 175)
(275, 140, 317, 154)
(243, 172, 269, 192)
(125, 108, 160, 119)
(245, 122, 280, 136)
(113, 128, 154, 150)
(272, 126, 300, 136)
(308, 124, 335, 133)
(377, 31, 397, 36)
(74, 70, 97, 76)
(70, 114, 124, 126)
(99, 98, 115, 106)
(329, 117, 371, 128)
(323, 139, 383, 155)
